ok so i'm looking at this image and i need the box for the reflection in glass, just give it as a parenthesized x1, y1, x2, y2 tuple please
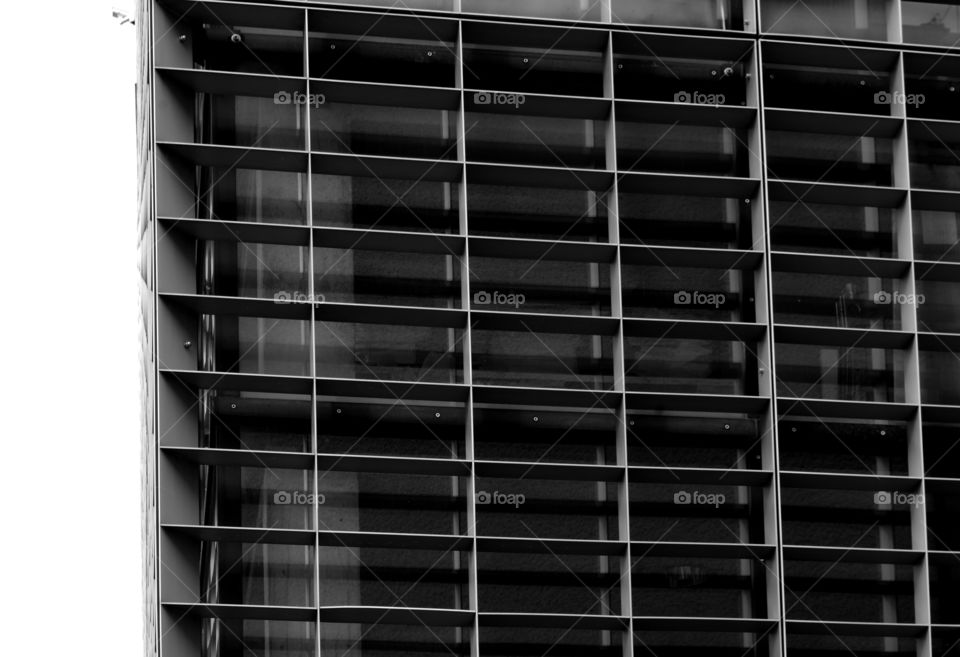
(761, 0, 891, 41)
(772, 272, 899, 329)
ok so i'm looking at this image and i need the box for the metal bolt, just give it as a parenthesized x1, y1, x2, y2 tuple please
(183, 340, 192, 349)
(230, 33, 243, 44)
(178, 34, 187, 42)
(533, 416, 539, 422)
(723, 424, 731, 430)
(435, 412, 441, 418)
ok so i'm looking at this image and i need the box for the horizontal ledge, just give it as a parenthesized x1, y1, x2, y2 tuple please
(765, 108, 902, 138)
(626, 392, 769, 414)
(922, 404, 960, 423)
(466, 91, 610, 120)
(311, 77, 459, 110)
(475, 460, 622, 482)
(319, 606, 473, 626)
(163, 524, 315, 546)
(632, 541, 775, 560)
(633, 617, 777, 633)
(919, 332, 960, 352)
(472, 385, 620, 409)
(460, 17, 608, 50)
(618, 171, 759, 198)
(160, 369, 313, 394)
(314, 226, 464, 255)
(611, 30, 755, 60)
(466, 162, 613, 190)
(915, 260, 960, 283)
(470, 310, 619, 335)
(159, 217, 310, 246)
(762, 40, 900, 69)
(161, 446, 313, 469)
(785, 620, 927, 638)
(909, 117, 960, 143)
(161, 603, 315, 622)
(159, 142, 307, 172)
(774, 324, 914, 349)
(783, 545, 925, 565)
(616, 99, 755, 128)
(479, 612, 627, 631)
(620, 245, 763, 269)
(776, 398, 917, 421)
(624, 319, 766, 342)
(477, 536, 626, 556)
(316, 302, 464, 327)
(779, 470, 921, 491)
(158, 0, 305, 32)
(317, 453, 470, 476)
(771, 251, 910, 278)
(312, 151, 461, 181)
(316, 530, 470, 551)
(160, 293, 311, 320)
(315, 378, 468, 403)
(768, 179, 907, 207)
(161, 294, 467, 327)
(157, 67, 307, 97)
(630, 466, 772, 486)
(307, 5, 459, 40)
(912, 188, 960, 212)
(469, 236, 615, 263)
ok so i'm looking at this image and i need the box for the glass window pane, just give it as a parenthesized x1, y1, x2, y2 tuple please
(913, 209, 960, 262)
(468, 182, 609, 242)
(761, 0, 892, 41)
(619, 191, 752, 249)
(470, 256, 611, 316)
(476, 476, 619, 540)
(311, 101, 457, 160)
(312, 174, 459, 233)
(618, 122, 750, 177)
(622, 265, 755, 322)
(315, 321, 463, 383)
(781, 486, 914, 548)
(471, 329, 614, 389)
(766, 131, 894, 186)
(772, 271, 900, 329)
(629, 481, 763, 542)
(466, 111, 608, 169)
(770, 200, 897, 258)
(902, 1, 960, 45)
(613, 0, 742, 30)
(776, 343, 905, 402)
(315, 246, 460, 309)
(625, 337, 759, 395)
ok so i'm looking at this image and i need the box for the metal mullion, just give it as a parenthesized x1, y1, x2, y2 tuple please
(890, 48, 934, 657)
(455, 18, 480, 657)
(756, 37, 789, 657)
(605, 29, 633, 657)
(301, 10, 324, 657)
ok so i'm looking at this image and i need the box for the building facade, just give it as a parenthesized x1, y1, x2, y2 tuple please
(138, 1, 960, 655)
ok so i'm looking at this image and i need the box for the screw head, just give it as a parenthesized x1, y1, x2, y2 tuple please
(178, 34, 187, 42)
(183, 340, 192, 349)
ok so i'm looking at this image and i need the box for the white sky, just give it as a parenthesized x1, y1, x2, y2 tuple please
(0, 1, 142, 652)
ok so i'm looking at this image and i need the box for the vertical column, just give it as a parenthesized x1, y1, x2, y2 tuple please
(454, 19, 481, 657)
(302, 11, 323, 657)
(604, 30, 633, 657)
(890, 47, 934, 657)
(754, 37, 787, 657)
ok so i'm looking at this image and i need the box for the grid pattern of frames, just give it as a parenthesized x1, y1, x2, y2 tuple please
(139, 1, 960, 657)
